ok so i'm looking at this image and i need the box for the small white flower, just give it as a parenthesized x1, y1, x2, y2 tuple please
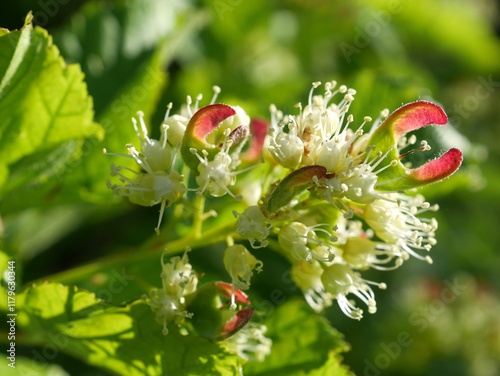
(321, 263, 386, 320)
(278, 222, 336, 263)
(223, 323, 272, 362)
(146, 251, 198, 335)
(191, 128, 246, 199)
(160, 251, 198, 298)
(234, 206, 271, 248)
(364, 194, 438, 264)
(223, 244, 263, 309)
(265, 80, 401, 216)
(195, 149, 235, 197)
(303, 217, 404, 271)
(266, 81, 360, 170)
(224, 244, 263, 291)
(318, 148, 398, 210)
(118, 110, 174, 174)
(291, 260, 333, 312)
(162, 112, 189, 147)
(341, 236, 403, 271)
(104, 111, 186, 234)
(268, 130, 304, 169)
(109, 168, 185, 207)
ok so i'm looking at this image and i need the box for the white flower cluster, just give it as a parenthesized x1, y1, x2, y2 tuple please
(104, 110, 186, 235)
(236, 81, 444, 319)
(145, 251, 198, 335)
(105, 88, 252, 234)
(107, 81, 460, 323)
(223, 323, 272, 362)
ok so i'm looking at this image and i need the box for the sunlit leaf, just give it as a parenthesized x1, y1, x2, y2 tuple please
(15, 283, 243, 376)
(0, 16, 102, 190)
(244, 299, 351, 376)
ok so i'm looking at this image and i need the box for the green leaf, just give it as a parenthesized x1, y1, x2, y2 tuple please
(52, 1, 202, 118)
(0, 21, 102, 190)
(0, 3, 207, 213)
(266, 166, 327, 213)
(244, 298, 351, 376)
(359, 0, 500, 75)
(306, 353, 353, 376)
(0, 356, 69, 376)
(2, 206, 88, 260)
(15, 283, 243, 376)
(0, 250, 14, 312)
(63, 47, 167, 203)
(42, 0, 206, 205)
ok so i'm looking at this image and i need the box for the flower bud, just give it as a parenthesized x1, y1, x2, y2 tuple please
(163, 114, 188, 146)
(235, 206, 270, 248)
(223, 245, 263, 291)
(188, 281, 254, 341)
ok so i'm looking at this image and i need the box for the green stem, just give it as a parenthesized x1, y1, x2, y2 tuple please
(191, 194, 206, 238)
(34, 222, 236, 286)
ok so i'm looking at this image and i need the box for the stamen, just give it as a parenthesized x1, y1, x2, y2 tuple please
(103, 148, 133, 159)
(163, 102, 173, 120)
(194, 93, 203, 112)
(211, 85, 221, 104)
(155, 197, 168, 235)
(160, 124, 168, 149)
(136, 111, 150, 143)
(186, 95, 193, 117)
(309, 81, 321, 108)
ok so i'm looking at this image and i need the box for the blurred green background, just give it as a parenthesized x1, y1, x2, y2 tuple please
(1, 0, 499, 375)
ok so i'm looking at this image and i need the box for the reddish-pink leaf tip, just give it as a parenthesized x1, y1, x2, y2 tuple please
(188, 104, 236, 142)
(214, 281, 251, 304)
(221, 307, 254, 339)
(241, 118, 269, 162)
(391, 101, 448, 138)
(409, 148, 463, 183)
